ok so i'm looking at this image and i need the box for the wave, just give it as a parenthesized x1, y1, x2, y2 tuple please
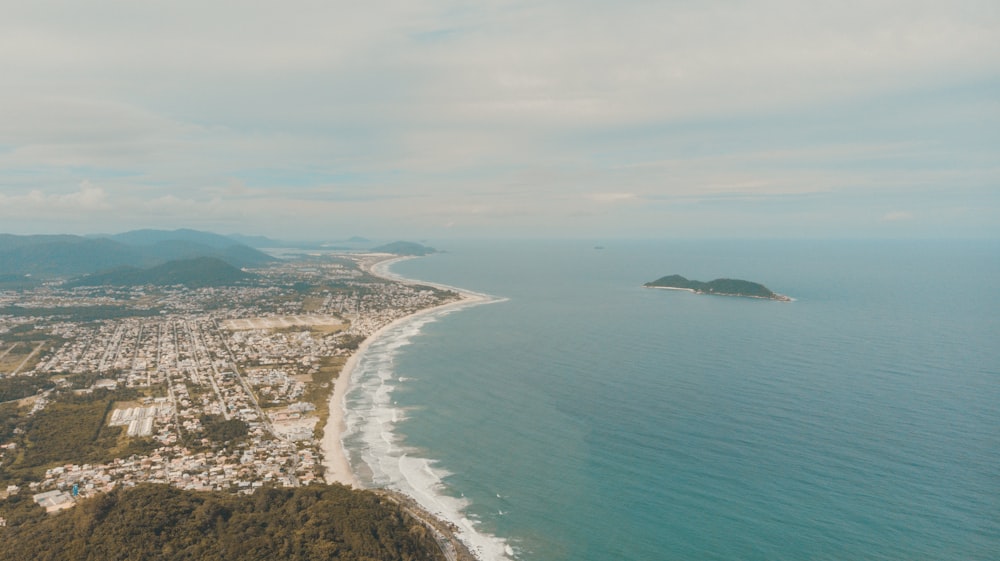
(342, 268, 514, 561)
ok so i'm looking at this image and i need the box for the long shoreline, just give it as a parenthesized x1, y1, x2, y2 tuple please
(320, 254, 496, 560)
(321, 255, 492, 488)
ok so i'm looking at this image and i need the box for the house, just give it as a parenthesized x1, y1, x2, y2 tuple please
(32, 490, 75, 513)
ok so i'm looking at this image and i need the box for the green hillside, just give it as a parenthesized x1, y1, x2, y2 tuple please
(0, 230, 275, 277)
(0, 483, 446, 561)
(66, 257, 254, 288)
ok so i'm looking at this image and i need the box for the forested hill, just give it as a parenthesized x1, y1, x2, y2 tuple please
(0, 483, 446, 561)
(65, 257, 254, 288)
(0, 230, 275, 278)
(645, 275, 790, 301)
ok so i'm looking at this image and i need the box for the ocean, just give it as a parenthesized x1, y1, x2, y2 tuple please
(340, 240, 999, 561)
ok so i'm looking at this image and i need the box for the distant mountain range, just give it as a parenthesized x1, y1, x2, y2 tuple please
(103, 229, 241, 249)
(65, 257, 254, 288)
(227, 233, 372, 249)
(0, 229, 440, 285)
(0, 229, 275, 278)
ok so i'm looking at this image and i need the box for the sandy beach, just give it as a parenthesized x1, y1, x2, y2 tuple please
(321, 256, 491, 488)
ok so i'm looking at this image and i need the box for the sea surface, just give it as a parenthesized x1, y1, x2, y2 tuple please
(340, 240, 999, 561)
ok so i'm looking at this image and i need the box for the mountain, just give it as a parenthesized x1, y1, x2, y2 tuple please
(370, 241, 436, 256)
(66, 257, 254, 288)
(644, 274, 790, 301)
(228, 234, 377, 250)
(0, 230, 275, 277)
(0, 234, 82, 250)
(137, 240, 274, 268)
(107, 229, 275, 267)
(0, 236, 143, 277)
(227, 233, 283, 248)
(107, 228, 240, 249)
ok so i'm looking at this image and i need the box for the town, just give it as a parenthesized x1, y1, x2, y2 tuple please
(0, 254, 458, 516)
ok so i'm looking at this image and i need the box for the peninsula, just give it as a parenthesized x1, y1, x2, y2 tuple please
(645, 274, 791, 301)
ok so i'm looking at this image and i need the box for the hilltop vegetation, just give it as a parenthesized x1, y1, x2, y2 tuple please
(0, 483, 447, 561)
(66, 257, 254, 288)
(645, 274, 790, 301)
(0, 236, 142, 278)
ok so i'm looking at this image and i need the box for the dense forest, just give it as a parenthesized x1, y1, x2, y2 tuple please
(0, 375, 55, 402)
(0, 483, 447, 561)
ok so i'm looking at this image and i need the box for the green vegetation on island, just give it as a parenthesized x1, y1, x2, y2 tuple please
(645, 274, 791, 301)
(0, 483, 447, 561)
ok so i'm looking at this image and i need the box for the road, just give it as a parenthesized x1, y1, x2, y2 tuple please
(10, 341, 45, 375)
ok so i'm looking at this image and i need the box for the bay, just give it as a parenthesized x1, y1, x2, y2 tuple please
(342, 240, 1000, 561)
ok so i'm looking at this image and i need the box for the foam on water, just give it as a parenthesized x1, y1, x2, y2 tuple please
(342, 288, 513, 561)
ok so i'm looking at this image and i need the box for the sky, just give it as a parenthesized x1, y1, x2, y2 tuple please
(1, 0, 998, 240)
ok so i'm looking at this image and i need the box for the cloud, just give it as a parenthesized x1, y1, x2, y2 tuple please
(66, 181, 111, 209)
(586, 192, 637, 203)
(0, 1, 996, 238)
(882, 210, 915, 222)
(0, 181, 111, 213)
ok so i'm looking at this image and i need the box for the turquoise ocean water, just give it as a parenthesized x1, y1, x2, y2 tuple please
(341, 240, 999, 561)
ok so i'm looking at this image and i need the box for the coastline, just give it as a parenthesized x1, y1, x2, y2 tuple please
(320, 254, 500, 559)
(320, 278, 488, 487)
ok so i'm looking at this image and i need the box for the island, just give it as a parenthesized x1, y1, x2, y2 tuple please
(644, 274, 791, 301)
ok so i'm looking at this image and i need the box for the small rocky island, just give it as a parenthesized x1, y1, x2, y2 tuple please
(645, 274, 791, 301)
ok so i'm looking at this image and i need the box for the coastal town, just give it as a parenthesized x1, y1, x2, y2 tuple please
(0, 254, 459, 515)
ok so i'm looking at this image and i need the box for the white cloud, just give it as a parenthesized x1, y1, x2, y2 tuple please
(0, 1, 996, 237)
(882, 210, 915, 222)
(0, 181, 111, 213)
(586, 193, 637, 203)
